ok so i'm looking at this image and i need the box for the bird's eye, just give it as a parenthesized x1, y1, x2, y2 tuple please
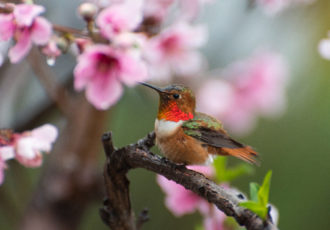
(173, 94, 180, 99)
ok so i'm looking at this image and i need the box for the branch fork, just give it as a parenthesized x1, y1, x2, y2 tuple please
(100, 131, 278, 230)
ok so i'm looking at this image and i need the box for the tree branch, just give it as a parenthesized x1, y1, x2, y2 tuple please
(101, 131, 278, 230)
(27, 47, 71, 116)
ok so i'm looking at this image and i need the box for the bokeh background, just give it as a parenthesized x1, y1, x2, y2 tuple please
(1, 0, 330, 229)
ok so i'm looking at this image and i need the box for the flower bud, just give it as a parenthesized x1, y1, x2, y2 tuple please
(55, 36, 70, 52)
(78, 3, 98, 21)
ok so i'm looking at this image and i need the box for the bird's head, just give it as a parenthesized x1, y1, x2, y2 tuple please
(140, 82, 195, 122)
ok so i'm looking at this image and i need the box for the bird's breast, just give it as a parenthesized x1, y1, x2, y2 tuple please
(154, 119, 183, 139)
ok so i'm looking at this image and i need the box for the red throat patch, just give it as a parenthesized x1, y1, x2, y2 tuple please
(158, 102, 193, 122)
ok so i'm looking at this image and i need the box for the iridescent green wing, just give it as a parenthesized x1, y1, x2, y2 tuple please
(182, 112, 244, 149)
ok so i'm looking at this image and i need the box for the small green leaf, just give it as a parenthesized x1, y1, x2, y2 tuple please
(213, 156, 254, 183)
(240, 201, 268, 219)
(239, 170, 273, 220)
(258, 170, 272, 207)
(249, 182, 260, 202)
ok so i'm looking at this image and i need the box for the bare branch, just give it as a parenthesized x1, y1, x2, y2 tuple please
(101, 131, 278, 230)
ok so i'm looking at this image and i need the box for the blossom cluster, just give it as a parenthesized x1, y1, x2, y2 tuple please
(73, 0, 209, 109)
(0, 124, 58, 185)
(197, 51, 288, 135)
(0, 3, 52, 63)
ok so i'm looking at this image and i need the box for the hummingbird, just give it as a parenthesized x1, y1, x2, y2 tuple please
(141, 82, 258, 165)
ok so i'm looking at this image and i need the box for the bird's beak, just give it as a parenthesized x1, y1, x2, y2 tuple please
(139, 82, 165, 94)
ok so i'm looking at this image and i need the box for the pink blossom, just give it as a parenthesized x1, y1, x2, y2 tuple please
(156, 165, 214, 216)
(203, 206, 226, 230)
(143, 0, 174, 23)
(0, 124, 57, 184)
(96, 0, 143, 40)
(197, 51, 288, 135)
(179, 0, 214, 20)
(0, 146, 15, 185)
(0, 4, 52, 63)
(146, 22, 207, 81)
(74, 44, 148, 110)
(15, 124, 58, 167)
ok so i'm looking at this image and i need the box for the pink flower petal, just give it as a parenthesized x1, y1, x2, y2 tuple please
(0, 158, 6, 185)
(143, 0, 174, 22)
(14, 124, 57, 167)
(203, 206, 226, 230)
(30, 17, 52, 45)
(187, 165, 215, 178)
(0, 146, 15, 160)
(157, 175, 205, 216)
(15, 151, 42, 167)
(0, 14, 15, 41)
(197, 80, 234, 117)
(119, 54, 148, 86)
(31, 124, 58, 152)
(8, 29, 32, 63)
(86, 72, 123, 110)
(14, 4, 45, 27)
(96, 0, 143, 39)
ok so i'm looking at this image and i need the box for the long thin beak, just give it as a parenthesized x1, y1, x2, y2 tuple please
(139, 82, 165, 93)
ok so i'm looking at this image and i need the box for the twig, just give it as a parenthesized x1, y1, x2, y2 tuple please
(52, 24, 88, 37)
(101, 131, 278, 230)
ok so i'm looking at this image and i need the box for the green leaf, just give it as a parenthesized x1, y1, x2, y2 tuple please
(240, 201, 268, 219)
(249, 182, 260, 202)
(213, 156, 254, 183)
(239, 170, 273, 220)
(258, 170, 272, 207)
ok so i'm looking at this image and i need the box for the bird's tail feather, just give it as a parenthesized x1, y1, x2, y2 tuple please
(218, 146, 259, 165)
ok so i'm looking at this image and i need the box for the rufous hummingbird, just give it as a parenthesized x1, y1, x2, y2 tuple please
(141, 82, 258, 165)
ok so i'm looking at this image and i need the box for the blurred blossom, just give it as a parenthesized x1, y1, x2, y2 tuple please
(15, 124, 58, 167)
(157, 165, 228, 229)
(74, 44, 148, 110)
(0, 146, 15, 185)
(197, 51, 288, 135)
(318, 35, 330, 60)
(0, 124, 58, 185)
(203, 206, 226, 230)
(157, 165, 214, 216)
(0, 3, 52, 63)
(143, 0, 174, 23)
(145, 22, 207, 81)
(257, 0, 315, 15)
(179, 0, 214, 20)
(96, 0, 144, 40)
(112, 32, 147, 52)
